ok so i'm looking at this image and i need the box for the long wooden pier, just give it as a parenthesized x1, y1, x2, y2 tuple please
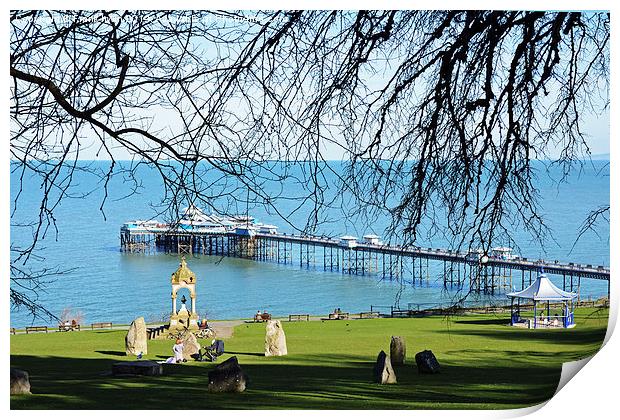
(120, 225, 610, 296)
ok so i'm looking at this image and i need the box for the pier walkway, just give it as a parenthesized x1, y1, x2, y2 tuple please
(256, 232, 609, 280)
(120, 223, 609, 296)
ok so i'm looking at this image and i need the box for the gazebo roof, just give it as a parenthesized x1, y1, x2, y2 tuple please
(507, 272, 577, 301)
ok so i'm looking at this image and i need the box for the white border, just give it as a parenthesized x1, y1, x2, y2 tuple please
(3, 2, 616, 419)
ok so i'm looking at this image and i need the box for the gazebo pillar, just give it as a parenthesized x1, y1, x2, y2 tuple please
(533, 301, 537, 329)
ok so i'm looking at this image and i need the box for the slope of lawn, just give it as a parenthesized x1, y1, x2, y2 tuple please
(10, 307, 608, 410)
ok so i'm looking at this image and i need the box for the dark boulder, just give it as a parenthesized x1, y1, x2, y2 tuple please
(207, 356, 249, 393)
(415, 350, 441, 374)
(112, 360, 163, 376)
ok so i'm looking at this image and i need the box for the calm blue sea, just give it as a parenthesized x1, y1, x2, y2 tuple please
(10, 161, 609, 327)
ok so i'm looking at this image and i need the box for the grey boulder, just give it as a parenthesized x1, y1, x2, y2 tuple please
(181, 332, 201, 360)
(390, 336, 406, 365)
(373, 350, 397, 384)
(10, 368, 31, 395)
(125, 316, 148, 356)
(264, 320, 287, 357)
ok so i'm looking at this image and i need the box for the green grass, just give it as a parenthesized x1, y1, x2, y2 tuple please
(10, 307, 608, 409)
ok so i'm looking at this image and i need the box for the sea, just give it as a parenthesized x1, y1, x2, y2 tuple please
(9, 160, 610, 327)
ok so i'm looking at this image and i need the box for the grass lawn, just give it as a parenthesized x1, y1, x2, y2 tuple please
(10, 307, 608, 410)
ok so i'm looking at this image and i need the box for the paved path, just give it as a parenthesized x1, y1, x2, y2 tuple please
(208, 319, 245, 338)
(11, 319, 253, 337)
(10, 316, 363, 336)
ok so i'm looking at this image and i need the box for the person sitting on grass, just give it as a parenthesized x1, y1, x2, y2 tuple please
(164, 338, 185, 364)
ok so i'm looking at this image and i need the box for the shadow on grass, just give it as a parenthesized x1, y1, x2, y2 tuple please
(453, 318, 509, 326)
(95, 351, 126, 357)
(225, 351, 264, 357)
(437, 325, 607, 346)
(10, 352, 561, 410)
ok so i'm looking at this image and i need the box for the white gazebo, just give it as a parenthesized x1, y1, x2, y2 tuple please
(507, 269, 577, 329)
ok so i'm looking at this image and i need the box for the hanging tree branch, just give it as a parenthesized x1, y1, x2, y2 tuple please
(10, 10, 609, 319)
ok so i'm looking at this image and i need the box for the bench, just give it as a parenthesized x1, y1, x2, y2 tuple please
(91, 322, 113, 330)
(10, 327, 16, 335)
(326, 312, 349, 320)
(254, 313, 272, 322)
(391, 309, 413, 318)
(147, 325, 168, 340)
(358, 311, 380, 319)
(25, 326, 48, 334)
(59, 323, 81, 332)
(288, 314, 310, 322)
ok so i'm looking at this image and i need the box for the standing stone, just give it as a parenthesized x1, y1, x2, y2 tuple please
(264, 320, 287, 356)
(125, 316, 148, 356)
(415, 350, 441, 374)
(373, 350, 397, 384)
(10, 368, 31, 395)
(181, 332, 201, 360)
(390, 336, 406, 366)
(207, 356, 249, 393)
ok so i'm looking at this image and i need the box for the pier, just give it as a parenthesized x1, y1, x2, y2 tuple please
(120, 209, 610, 297)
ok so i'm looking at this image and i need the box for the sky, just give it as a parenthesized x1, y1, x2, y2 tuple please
(9, 9, 610, 162)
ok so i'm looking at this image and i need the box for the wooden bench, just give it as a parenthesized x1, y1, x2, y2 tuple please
(358, 311, 380, 319)
(25, 326, 48, 334)
(59, 323, 81, 332)
(10, 327, 16, 335)
(91, 322, 113, 330)
(254, 313, 272, 322)
(391, 309, 413, 318)
(327, 312, 349, 320)
(288, 314, 310, 322)
(147, 325, 168, 340)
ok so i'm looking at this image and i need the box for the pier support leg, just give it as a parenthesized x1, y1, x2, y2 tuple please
(443, 260, 446, 288)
